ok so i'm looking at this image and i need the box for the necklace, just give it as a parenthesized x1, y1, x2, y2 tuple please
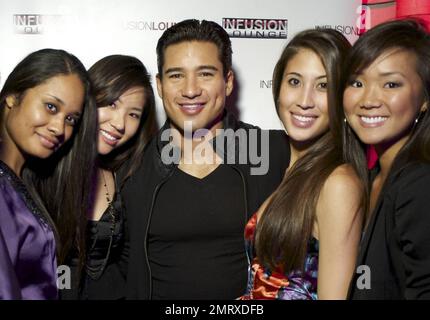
(101, 170, 112, 204)
(100, 170, 116, 231)
(101, 170, 116, 234)
(86, 170, 118, 280)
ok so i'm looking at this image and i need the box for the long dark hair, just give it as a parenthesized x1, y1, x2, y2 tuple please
(255, 29, 365, 272)
(88, 54, 157, 185)
(342, 19, 430, 217)
(0, 48, 98, 266)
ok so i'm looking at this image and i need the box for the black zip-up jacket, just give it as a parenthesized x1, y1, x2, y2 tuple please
(121, 112, 290, 299)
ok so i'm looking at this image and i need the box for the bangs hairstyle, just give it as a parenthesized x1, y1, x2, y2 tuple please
(344, 19, 430, 104)
(88, 55, 157, 185)
(343, 18, 430, 187)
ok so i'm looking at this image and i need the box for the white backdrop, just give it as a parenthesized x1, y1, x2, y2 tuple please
(0, 0, 362, 129)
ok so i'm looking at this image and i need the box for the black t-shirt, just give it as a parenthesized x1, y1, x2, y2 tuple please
(148, 164, 247, 299)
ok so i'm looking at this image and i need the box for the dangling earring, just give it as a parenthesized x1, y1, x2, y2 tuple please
(413, 109, 426, 130)
(415, 109, 427, 124)
(343, 118, 347, 123)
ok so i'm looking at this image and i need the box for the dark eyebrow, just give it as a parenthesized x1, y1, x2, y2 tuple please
(47, 94, 81, 117)
(164, 65, 219, 74)
(379, 71, 406, 78)
(285, 72, 302, 77)
(165, 67, 183, 75)
(351, 71, 406, 78)
(284, 72, 326, 79)
(197, 65, 218, 72)
(47, 94, 65, 105)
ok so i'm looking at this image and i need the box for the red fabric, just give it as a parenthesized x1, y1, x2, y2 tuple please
(362, 0, 395, 4)
(367, 145, 379, 169)
(397, 0, 430, 16)
(360, 0, 430, 32)
(397, 0, 430, 31)
(247, 262, 290, 299)
(359, 1, 396, 33)
(370, 4, 397, 27)
(239, 214, 291, 300)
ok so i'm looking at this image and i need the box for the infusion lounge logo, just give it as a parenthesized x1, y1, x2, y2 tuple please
(222, 18, 288, 39)
(124, 20, 176, 31)
(315, 24, 360, 36)
(14, 14, 43, 34)
(13, 14, 61, 34)
(260, 79, 272, 89)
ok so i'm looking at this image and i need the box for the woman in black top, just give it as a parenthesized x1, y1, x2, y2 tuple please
(64, 55, 157, 299)
(342, 19, 430, 299)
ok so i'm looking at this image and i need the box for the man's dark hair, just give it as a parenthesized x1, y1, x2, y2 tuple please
(156, 19, 232, 78)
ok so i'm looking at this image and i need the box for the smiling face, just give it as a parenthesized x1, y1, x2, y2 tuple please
(3, 74, 84, 161)
(277, 48, 329, 144)
(343, 49, 428, 151)
(97, 86, 145, 155)
(156, 41, 233, 134)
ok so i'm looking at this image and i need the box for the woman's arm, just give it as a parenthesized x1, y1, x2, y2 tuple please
(316, 164, 364, 300)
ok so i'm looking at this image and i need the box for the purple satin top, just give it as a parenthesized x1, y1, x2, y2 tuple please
(0, 161, 58, 300)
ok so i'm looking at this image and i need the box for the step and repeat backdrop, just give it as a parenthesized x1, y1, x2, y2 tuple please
(361, 0, 430, 33)
(0, 0, 364, 129)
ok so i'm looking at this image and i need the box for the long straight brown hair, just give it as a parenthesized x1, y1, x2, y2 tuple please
(256, 29, 366, 273)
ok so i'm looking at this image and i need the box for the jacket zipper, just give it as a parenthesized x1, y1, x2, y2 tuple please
(143, 168, 175, 300)
(231, 165, 250, 267)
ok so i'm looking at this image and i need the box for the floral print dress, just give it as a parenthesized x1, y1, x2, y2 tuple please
(240, 213, 318, 300)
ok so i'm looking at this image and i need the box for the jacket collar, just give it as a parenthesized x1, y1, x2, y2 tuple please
(356, 161, 415, 266)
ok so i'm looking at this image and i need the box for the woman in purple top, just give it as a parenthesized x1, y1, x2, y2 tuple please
(0, 49, 97, 299)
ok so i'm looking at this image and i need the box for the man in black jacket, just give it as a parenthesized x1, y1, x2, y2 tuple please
(121, 19, 289, 299)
